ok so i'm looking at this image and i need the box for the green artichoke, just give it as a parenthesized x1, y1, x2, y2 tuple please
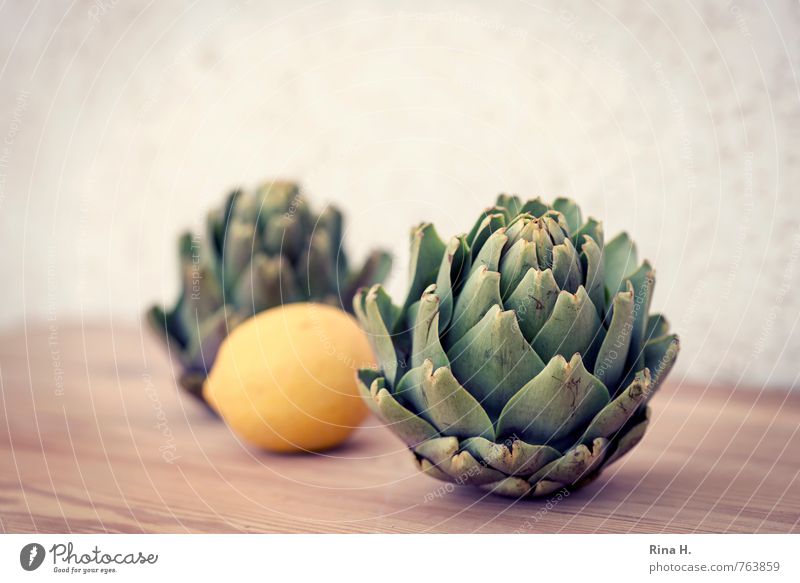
(148, 181, 391, 402)
(354, 194, 679, 498)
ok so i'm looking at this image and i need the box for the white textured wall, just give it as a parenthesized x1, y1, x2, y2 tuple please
(1, 0, 798, 389)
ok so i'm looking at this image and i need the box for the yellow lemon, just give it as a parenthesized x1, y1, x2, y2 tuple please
(203, 302, 374, 453)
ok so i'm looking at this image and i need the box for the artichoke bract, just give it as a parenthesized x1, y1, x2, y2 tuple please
(354, 195, 679, 498)
(148, 181, 391, 402)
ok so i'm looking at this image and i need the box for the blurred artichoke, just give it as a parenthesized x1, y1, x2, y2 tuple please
(148, 181, 391, 402)
(354, 194, 678, 498)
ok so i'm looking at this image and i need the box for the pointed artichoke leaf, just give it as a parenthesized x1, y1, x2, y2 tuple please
(446, 266, 502, 342)
(206, 191, 238, 260)
(414, 438, 466, 482)
(317, 205, 344, 261)
(410, 287, 449, 370)
(447, 306, 545, 419)
(552, 198, 583, 234)
(531, 479, 567, 497)
(233, 254, 298, 315)
(532, 286, 604, 366)
(495, 193, 523, 219)
(603, 232, 638, 295)
(178, 371, 208, 401)
(594, 282, 635, 390)
(645, 313, 670, 341)
(222, 220, 257, 294)
(256, 183, 306, 238)
(577, 369, 650, 445)
(297, 229, 337, 300)
(498, 238, 538, 299)
(466, 206, 501, 242)
(352, 286, 369, 328)
(625, 261, 655, 369)
(286, 212, 310, 262)
(179, 263, 223, 327)
(580, 235, 605, 317)
(505, 268, 560, 344)
(399, 223, 447, 327)
(356, 370, 438, 447)
(262, 212, 303, 260)
(520, 197, 549, 217)
(397, 360, 495, 441)
(433, 235, 471, 331)
(361, 285, 404, 387)
(177, 231, 202, 279)
(448, 451, 510, 486)
(414, 436, 458, 482)
(146, 305, 170, 342)
(551, 238, 583, 294)
(356, 368, 383, 416)
(644, 334, 679, 398)
(533, 221, 556, 269)
(174, 233, 223, 325)
(468, 212, 506, 259)
(528, 437, 609, 485)
(543, 212, 569, 244)
(175, 272, 228, 356)
(171, 236, 218, 338)
(413, 435, 459, 467)
(496, 354, 610, 446)
(468, 230, 508, 275)
(146, 304, 186, 351)
(504, 213, 533, 246)
(415, 438, 507, 486)
(230, 190, 259, 224)
(461, 436, 561, 477)
(406, 299, 421, 336)
(606, 407, 650, 465)
(572, 217, 604, 252)
(257, 181, 301, 217)
(183, 305, 235, 372)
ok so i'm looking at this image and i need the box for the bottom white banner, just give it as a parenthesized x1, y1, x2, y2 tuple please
(0, 534, 796, 582)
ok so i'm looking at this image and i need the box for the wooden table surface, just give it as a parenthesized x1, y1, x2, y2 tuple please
(1, 323, 798, 534)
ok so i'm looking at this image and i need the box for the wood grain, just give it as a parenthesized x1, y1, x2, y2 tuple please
(1, 323, 798, 533)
